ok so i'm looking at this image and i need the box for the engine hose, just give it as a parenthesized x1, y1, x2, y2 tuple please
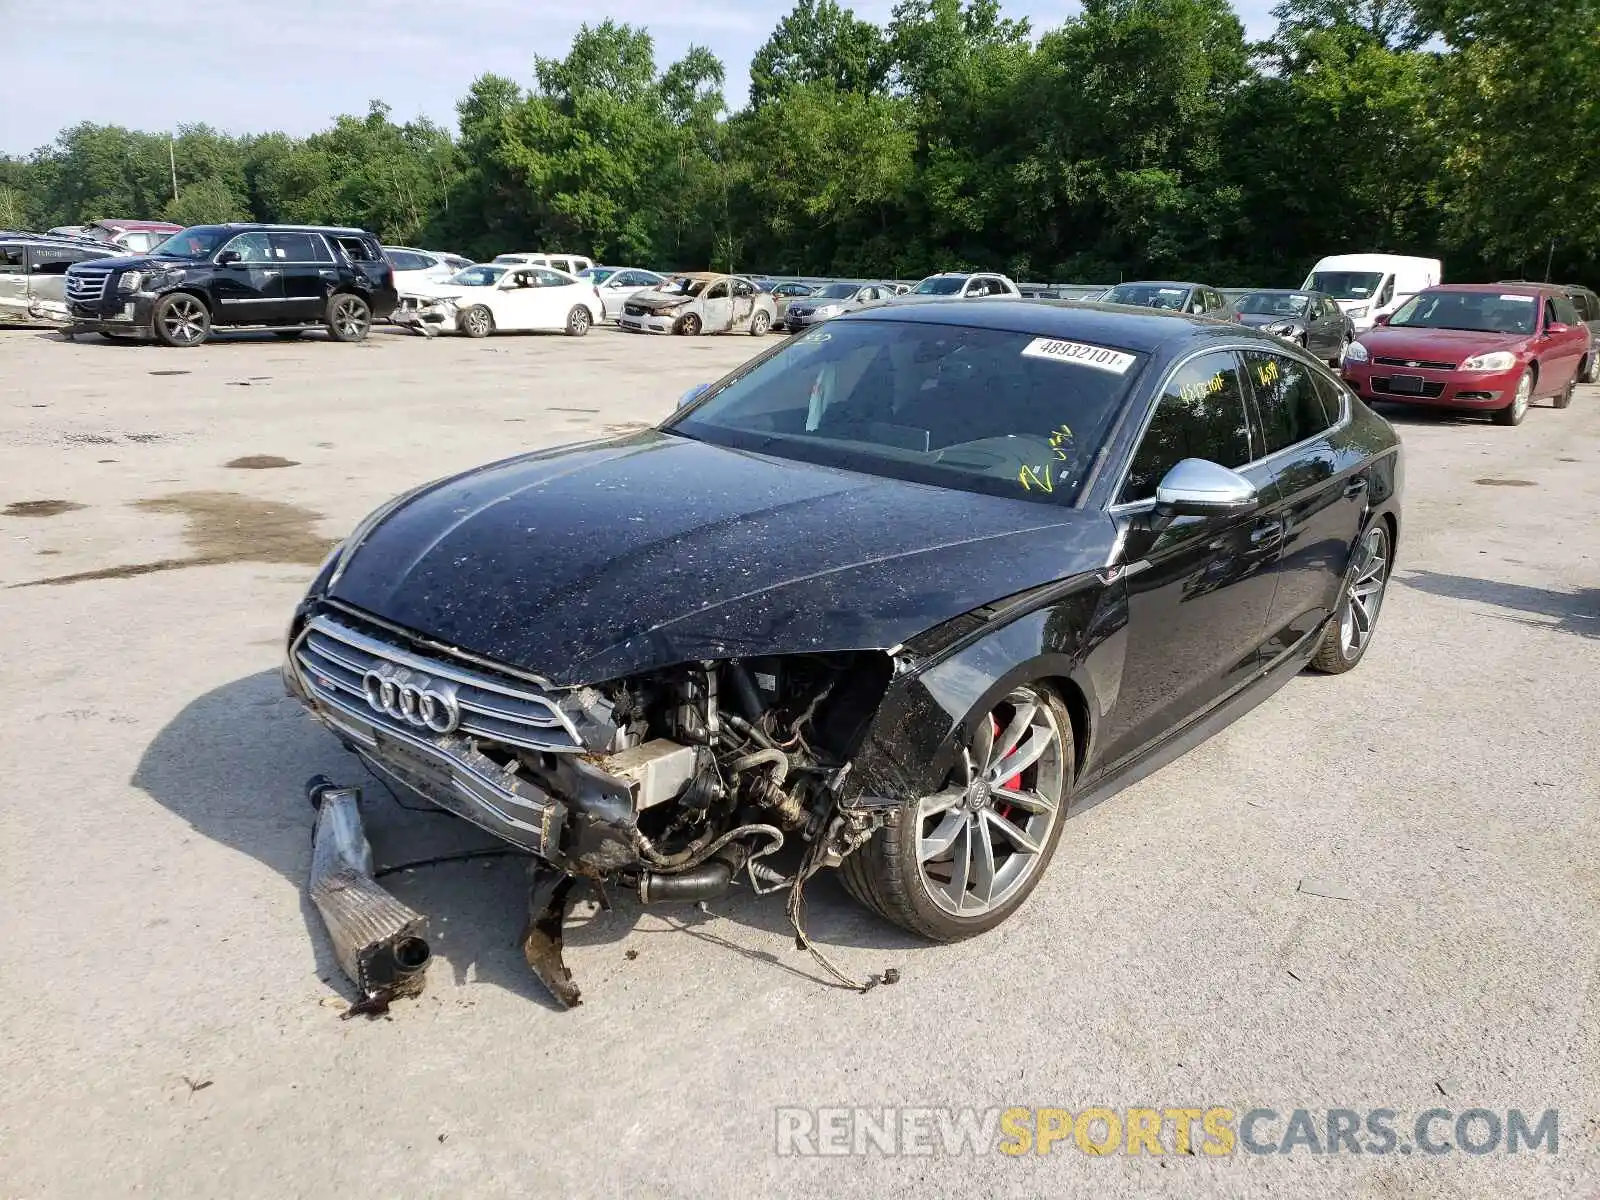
(723, 712, 778, 750)
(729, 747, 788, 784)
(634, 823, 784, 873)
(638, 859, 734, 904)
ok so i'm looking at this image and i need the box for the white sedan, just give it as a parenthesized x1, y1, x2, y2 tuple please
(396, 264, 603, 337)
(579, 266, 666, 321)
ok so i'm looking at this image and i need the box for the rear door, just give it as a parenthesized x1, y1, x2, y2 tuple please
(1546, 293, 1588, 387)
(1100, 349, 1284, 768)
(270, 231, 337, 323)
(24, 244, 101, 315)
(213, 231, 286, 321)
(730, 278, 757, 328)
(0, 243, 28, 319)
(1241, 349, 1363, 662)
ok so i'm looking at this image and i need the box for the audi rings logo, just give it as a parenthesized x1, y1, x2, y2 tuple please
(361, 663, 462, 734)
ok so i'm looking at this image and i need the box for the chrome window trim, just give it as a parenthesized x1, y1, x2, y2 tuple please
(1104, 341, 1352, 510)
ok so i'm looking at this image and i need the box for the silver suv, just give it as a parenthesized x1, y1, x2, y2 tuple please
(0, 236, 118, 324)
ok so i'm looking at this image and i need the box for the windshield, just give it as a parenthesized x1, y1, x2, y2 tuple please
(1388, 290, 1538, 335)
(912, 276, 967, 296)
(668, 320, 1141, 506)
(815, 283, 859, 300)
(450, 265, 506, 287)
(1306, 271, 1383, 300)
(1235, 292, 1310, 317)
(150, 227, 228, 259)
(663, 276, 711, 297)
(1104, 284, 1191, 310)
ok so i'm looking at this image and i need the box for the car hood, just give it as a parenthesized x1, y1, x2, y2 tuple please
(626, 289, 697, 311)
(68, 253, 186, 272)
(1357, 327, 1528, 360)
(329, 430, 1112, 685)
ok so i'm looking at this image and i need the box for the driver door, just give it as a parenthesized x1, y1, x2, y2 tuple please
(1099, 350, 1284, 770)
(492, 268, 543, 329)
(701, 280, 733, 331)
(212, 231, 287, 320)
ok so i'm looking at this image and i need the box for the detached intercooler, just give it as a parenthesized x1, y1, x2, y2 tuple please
(307, 776, 432, 1012)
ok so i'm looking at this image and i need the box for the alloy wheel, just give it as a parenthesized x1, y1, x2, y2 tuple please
(332, 296, 370, 340)
(1512, 372, 1532, 420)
(568, 307, 590, 336)
(160, 297, 208, 346)
(1339, 525, 1389, 658)
(916, 691, 1065, 917)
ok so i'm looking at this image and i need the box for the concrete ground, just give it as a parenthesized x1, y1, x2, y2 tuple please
(0, 323, 1596, 1198)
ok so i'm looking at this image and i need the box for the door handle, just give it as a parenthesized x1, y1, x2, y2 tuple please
(1343, 477, 1369, 498)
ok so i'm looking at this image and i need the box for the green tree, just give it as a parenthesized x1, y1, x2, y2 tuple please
(749, 0, 891, 107)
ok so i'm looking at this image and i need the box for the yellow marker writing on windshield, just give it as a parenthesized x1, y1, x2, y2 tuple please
(1019, 463, 1054, 492)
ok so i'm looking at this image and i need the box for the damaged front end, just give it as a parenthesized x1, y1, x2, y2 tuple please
(286, 606, 896, 1006)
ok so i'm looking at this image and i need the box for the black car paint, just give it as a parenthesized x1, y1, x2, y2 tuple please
(63, 224, 397, 337)
(309, 300, 1401, 819)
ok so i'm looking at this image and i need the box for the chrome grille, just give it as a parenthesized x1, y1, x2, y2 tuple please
(1373, 356, 1456, 370)
(66, 268, 111, 304)
(294, 614, 583, 753)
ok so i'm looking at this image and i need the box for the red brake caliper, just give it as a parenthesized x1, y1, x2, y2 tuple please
(991, 715, 1022, 819)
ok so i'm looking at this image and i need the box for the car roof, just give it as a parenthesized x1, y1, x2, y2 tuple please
(90, 219, 182, 231)
(1424, 283, 1548, 296)
(837, 297, 1266, 354)
(1110, 280, 1203, 289)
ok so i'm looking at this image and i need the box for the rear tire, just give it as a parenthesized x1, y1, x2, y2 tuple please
(152, 293, 211, 347)
(325, 294, 371, 342)
(1310, 522, 1391, 674)
(1583, 353, 1600, 385)
(840, 686, 1073, 941)
(1553, 377, 1574, 409)
(460, 305, 494, 338)
(1492, 370, 1533, 426)
(565, 305, 591, 337)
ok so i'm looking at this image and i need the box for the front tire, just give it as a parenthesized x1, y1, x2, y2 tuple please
(1310, 522, 1391, 674)
(676, 313, 702, 336)
(749, 310, 771, 336)
(840, 686, 1072, 941)
(460, 305, 494, 338)
(325, 294, 371, 342)
(1493, 369, 1533, 426)
(152, 293, 211, 347)
(565, 305, 592, 337)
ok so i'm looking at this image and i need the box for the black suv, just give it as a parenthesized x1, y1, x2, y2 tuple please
(63, 224, 398, 347)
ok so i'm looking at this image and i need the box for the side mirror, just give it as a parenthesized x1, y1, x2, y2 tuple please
(1149, 459, 1258, 530)
(678, 383, 710, 409)
(216, 250, 241, 266)
(1373, 312, 1391, 327)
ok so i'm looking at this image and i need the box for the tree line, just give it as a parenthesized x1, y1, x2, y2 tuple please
(2, 0, 1595, 287)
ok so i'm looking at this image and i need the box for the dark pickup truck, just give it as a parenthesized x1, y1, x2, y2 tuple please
(64, 223, 398, 346)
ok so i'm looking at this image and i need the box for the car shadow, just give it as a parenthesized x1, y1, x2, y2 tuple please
(132, 670, 925, 1011)
(1397, 571, 1598, 639)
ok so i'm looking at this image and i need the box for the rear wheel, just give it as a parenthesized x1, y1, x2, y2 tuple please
(840, 686, 1072, 940)
(1583, 353, 1600, 385)
(1331, 334, 1349, 367)
(1492, 369, 1533, 426)
(152, 293, 210, 347)
(1310, 522, 1391, 674)
(565, 305, 592, 337)
(1553, 377, 1574, 409)
(460, 305, 494, 338)
(325, 294, 371, 342)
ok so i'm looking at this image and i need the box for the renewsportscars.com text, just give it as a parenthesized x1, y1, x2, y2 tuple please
(774, 1106, 1559, 1158)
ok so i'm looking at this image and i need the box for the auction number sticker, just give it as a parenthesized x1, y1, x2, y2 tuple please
(1021, 338, 1136, 374)
(1498, 294, 1535, 302)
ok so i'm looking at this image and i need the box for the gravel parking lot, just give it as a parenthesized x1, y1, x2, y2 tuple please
(2, 324, 1597, 1198)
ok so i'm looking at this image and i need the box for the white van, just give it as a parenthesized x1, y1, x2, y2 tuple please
(492, 251, 594, 276)
(1302, 253, 1442, 332)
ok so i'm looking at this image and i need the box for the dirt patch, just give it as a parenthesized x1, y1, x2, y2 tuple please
(63, 433, 116, 445)
(226, 455, 300, 470)
(4, 500, 86, 518)
(1473, 478, 1537, 487)
(14, 492, 336, 588)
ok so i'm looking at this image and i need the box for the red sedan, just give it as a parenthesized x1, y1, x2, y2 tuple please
(1341, 283, 1589, 426)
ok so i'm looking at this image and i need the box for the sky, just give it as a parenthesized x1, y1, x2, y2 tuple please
(1, 0, 1276, 155)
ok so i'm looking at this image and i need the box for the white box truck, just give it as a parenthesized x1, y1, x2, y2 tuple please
(1302, 253, 1442, 332)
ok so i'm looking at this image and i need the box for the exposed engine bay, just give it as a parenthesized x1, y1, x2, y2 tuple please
(286, 607, 900, 1008)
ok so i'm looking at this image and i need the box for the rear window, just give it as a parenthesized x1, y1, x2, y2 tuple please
(28, 245, 101, 274)
(669, 319, 1142, 506)
(1242, 351, 1335, 453)
(271, 232, 333, 262)
(335, 236, 381, 263)
(1, 244, 27, 273)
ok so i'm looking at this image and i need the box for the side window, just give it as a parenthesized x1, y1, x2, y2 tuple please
(1543, 297, 1558, 329)
(1243, 351, 1332, 453)
(532, 268, 568, 287)
(732, 279, 754, 297)
(1376, 276, 1395, 307)
(335, 236, 380, 263)
(223, 232, 273, 262)
(1553, 296, 1580, 326)
(0, 244, 27, 274)
(705, 281, 729, 300)
(271, 232, 332, 262)
(27, 246, 94, 274)
(1121, 351, 1254, 504)
(1311, 372, 1349, 424)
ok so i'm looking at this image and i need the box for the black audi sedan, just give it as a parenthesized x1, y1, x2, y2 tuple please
(284, 301, 1400, 999)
